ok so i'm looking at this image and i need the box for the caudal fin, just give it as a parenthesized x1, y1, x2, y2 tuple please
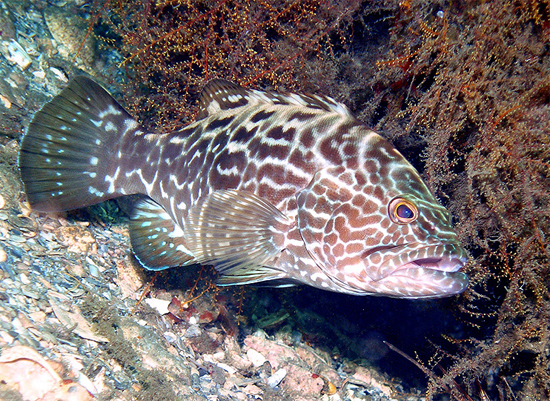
(18, 76, 140, 212)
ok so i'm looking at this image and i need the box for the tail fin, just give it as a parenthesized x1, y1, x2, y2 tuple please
(18, 76, 140, 212)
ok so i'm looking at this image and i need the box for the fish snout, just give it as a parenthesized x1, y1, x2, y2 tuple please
(349, 244, 470, 298)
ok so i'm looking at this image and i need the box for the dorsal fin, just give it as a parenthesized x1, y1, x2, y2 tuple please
(197, 79, 252, 119)
(197, 79, 353, 120)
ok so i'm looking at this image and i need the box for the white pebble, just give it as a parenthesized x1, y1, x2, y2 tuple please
(0, 95, 10, 109)
(267, 368, 287, 388)
(216, 362, 237, 374)
(247, 349, 267, 367)
(78, 372, 98, 396)
(143, 298, 171, 315)
(32, 70, 46, 79)
(50, 67, 68, 82)
(3, 40, 32, 70)
(163, 331, 177, 343)
(0, 331, 14, 344)
(0, 246, 6, 263)
(19, 273, 30, 285)
(87, 263, 99, 277)
(184, 324, 202, 338)
(0, 194, 5, 209)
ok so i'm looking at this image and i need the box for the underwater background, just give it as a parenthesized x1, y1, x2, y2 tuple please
(0, 0, 548, 399)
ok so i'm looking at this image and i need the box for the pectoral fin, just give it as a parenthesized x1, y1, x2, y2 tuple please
(184, 190, 294, 284)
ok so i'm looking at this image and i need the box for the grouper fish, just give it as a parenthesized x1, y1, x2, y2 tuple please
(18, 77, 469, 298)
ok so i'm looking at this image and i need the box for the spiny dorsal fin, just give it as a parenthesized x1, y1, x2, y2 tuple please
(184, 190, 294, 284)
(130, 198, 195, 270)
(197, 79, 353, 120)
(197, 79, 249, 119)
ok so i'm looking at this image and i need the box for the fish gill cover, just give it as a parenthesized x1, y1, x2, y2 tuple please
(34, 0, 550, 398)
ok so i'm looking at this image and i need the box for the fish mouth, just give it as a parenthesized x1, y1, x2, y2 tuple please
(406, 256, 468, 272)
(365, 243, 469, 274)
(386, 255, 470, 298)
(361, 245, 470, 298)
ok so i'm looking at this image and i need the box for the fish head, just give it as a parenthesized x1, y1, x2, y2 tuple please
(296, 137, 469, 298)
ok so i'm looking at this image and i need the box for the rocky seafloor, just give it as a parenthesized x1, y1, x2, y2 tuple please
(0, 0, 466, 399)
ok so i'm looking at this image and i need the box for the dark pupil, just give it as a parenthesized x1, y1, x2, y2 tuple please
(396, 204, 414, 219)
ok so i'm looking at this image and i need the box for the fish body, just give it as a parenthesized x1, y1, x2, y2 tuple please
(18, 77, 468, 298)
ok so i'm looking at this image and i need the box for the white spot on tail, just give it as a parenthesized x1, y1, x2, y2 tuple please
(105, 122, 117, 132)
(168, 137, 186, 145)
(105, 166, 120, 194)
(88, 187, 104, 197)
(90, 157, 99, 166)
(176, 244, 193, 257)
(228, 94, 242, 102)
(168, 224, 184, 238)
(135, 168, 155, 195)
(122, 119, 138, 135)
(99, 105, 122, 118)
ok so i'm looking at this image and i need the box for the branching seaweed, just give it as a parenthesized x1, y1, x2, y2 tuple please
(372, 0, 550, 398)
(87, 0, 550, 398)
(92, 0, 363, 131)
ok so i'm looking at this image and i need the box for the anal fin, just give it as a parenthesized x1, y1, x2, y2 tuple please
(216, 265, 291, 286)
(130, 198, 195, 270)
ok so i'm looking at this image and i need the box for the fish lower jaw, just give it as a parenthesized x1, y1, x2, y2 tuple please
(362, 257, 470, 298)
(366, 268, 469, 298)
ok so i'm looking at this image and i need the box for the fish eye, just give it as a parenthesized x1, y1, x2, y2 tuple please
(388, 197, 418, 224)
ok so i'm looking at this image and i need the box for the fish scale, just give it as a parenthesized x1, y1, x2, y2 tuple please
(18, 76, 469, 298)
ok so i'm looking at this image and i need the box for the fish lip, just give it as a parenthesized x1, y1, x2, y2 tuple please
(390, 252, 470, 297)
(388, 267, 469, 298)
(365, 243, 469, 273)
(406, 256, 469, 273)
(384, 242, 469, 274)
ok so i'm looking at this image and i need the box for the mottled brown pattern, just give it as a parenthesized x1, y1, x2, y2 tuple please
(19, 77, 469, 301)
